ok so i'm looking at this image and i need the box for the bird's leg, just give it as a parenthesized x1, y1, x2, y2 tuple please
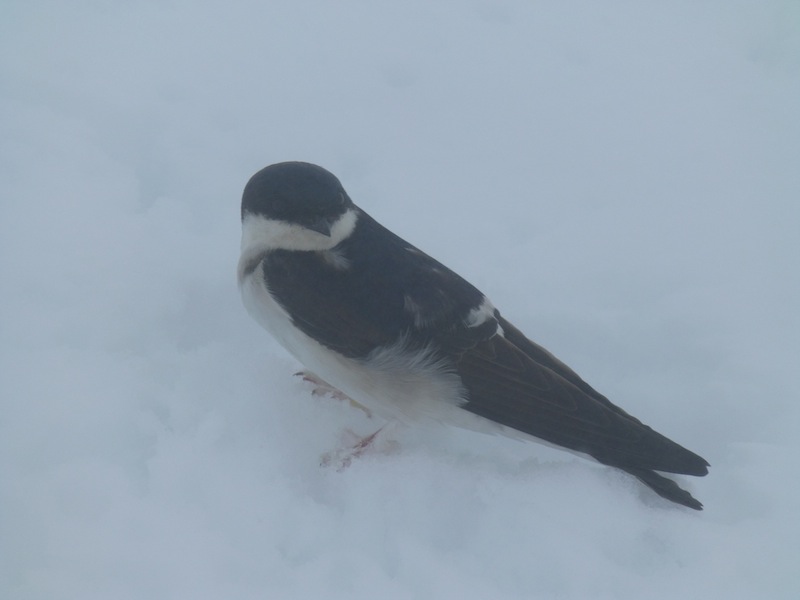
(320, 425, 387, 471)
(294, 371, 398, 470)
(294, 370, 372, 417)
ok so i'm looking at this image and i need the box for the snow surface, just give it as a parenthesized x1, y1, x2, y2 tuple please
(2, 1, 799, 598)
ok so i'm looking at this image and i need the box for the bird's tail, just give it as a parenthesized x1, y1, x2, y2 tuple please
(621, 467, 703, 510)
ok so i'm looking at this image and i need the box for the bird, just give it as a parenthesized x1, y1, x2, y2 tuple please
(237, 161, 710, 510)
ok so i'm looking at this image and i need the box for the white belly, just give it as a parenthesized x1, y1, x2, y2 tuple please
(239, 268, 469, 425)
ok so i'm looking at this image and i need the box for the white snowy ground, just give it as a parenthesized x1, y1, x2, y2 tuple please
(2, 1, 799, 598)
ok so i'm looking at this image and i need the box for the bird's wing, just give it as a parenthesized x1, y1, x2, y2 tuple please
(260, 213, 491, 359)
(455, 320, 709, 477)
(261, 248, 401, 357)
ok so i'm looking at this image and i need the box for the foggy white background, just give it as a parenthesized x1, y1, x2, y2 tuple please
(2, 1, 798, 598)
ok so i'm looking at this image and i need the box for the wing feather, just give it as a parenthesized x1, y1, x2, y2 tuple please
(457, 330, 709, 476)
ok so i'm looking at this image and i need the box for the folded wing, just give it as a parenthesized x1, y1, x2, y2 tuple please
(456, 315, 709, 509)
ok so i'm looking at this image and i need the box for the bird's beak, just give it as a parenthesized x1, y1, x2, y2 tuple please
(305, 216, 334, 237)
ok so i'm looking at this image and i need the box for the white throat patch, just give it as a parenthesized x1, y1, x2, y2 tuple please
(240, 208, 357, 253)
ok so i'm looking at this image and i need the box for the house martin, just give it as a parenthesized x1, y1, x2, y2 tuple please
(238, 161, 710, 509)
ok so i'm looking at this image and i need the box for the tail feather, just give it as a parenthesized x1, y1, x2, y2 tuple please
(622, 467, 704, 510)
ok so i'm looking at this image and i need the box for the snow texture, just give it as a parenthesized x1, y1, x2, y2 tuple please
(2, 1, 799, 598)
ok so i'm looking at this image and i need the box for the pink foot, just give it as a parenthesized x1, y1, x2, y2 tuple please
(321, 426, 398, 471)
(294, 370, 372, 417)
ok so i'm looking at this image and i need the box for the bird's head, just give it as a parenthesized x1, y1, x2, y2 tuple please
(240, 162, 358, 252)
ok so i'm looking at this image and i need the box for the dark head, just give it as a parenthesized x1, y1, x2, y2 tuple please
(241, 162, 353, 236)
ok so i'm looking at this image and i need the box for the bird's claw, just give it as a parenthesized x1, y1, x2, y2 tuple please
(294, 371, 372, 417)
(320, 426, 396, 471)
